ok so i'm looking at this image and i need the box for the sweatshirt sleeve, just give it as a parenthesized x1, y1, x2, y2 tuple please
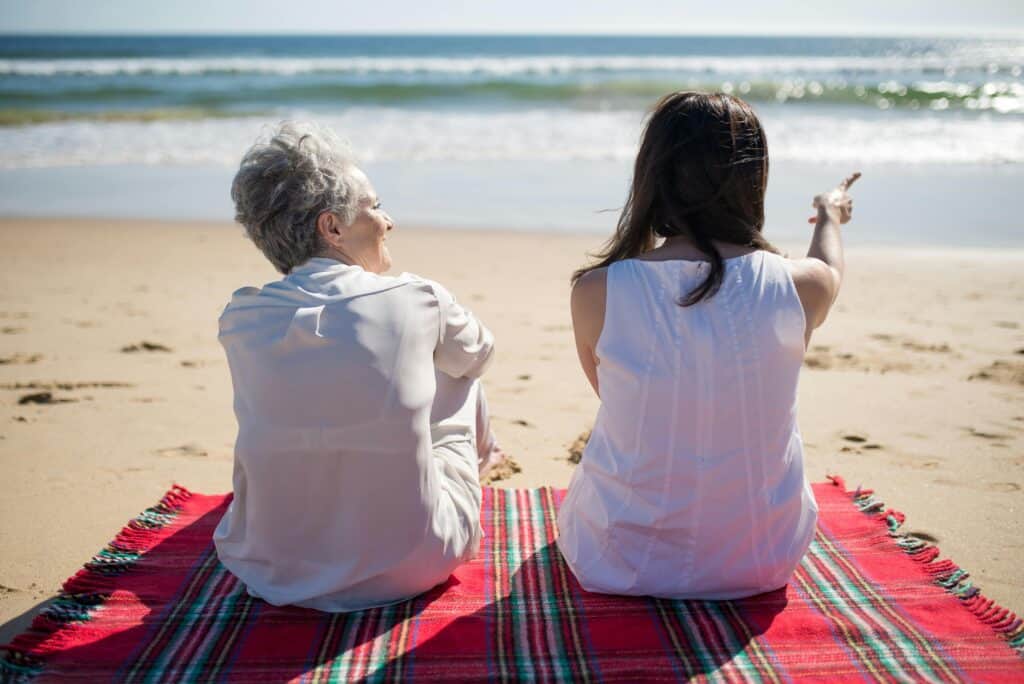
(423, 278, 495, 379)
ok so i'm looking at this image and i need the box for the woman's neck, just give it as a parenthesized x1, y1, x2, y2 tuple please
(644, 235, 758, 261)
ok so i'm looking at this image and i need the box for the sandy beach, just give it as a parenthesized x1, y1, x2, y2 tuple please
(1, 216, 1022, 642)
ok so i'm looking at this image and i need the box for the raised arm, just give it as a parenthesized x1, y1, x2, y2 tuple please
(789, 172, 860, 346)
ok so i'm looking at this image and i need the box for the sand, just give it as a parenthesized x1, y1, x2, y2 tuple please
(1, 217, 1022, 642)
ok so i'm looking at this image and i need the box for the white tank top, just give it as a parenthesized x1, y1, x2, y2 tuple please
(557, 250, 818, 599)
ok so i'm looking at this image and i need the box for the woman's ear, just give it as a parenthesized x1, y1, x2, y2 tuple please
(316, 211, 344, 249)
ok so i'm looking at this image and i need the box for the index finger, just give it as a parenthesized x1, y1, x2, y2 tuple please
(839, 171, 862, 191)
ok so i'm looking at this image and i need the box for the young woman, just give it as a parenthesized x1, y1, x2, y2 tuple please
(556, 92, 859, 599)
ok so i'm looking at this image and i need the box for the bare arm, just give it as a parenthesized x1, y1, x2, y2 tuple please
(789, 172, 860, 345)
(570, 268, 607, 397)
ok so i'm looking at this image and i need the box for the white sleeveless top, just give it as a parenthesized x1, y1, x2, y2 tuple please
(557, 251, 818, 599)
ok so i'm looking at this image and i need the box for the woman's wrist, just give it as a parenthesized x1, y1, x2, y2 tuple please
(815, 205, 842, 228)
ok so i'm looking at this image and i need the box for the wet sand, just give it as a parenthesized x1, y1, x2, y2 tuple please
(1, 217, 1022, 640)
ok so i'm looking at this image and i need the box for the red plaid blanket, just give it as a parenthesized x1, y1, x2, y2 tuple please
(2, 477, 1022, 682)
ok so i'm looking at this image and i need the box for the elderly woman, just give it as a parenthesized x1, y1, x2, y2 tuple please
(213, 122, 507, 612)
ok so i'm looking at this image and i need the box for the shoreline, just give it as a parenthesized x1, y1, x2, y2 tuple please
(1, 216, 1021, 641)
(3, 160, 1024, 248)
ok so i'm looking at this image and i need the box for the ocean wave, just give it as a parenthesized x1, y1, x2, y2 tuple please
(3, 53, 1023, 78)
(4, 79, 1023, 115)
(1, 108, 1022, 168)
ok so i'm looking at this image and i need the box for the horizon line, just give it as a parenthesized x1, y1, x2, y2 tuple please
(2, 28, 1023, 40)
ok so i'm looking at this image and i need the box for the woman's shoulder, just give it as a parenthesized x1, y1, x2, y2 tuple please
(572, 266, 609, 300)
(396, 271, 451, 298)
(395, 272, 475, 315)
(570, 267, 609, 326)
(575, 265, 610, 285)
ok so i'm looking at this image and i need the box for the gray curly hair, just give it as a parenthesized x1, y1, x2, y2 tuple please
(231, 122, 365, 274)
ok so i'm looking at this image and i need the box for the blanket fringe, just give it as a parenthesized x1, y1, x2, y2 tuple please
(0, 485, 193, 682)
(826, 474, 1024, 657)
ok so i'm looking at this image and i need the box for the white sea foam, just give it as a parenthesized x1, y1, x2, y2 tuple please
(1, 108, 1022, 169)
(3, 52, 1023, 77)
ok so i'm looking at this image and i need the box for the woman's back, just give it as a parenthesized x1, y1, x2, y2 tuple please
(557, 250, 818, 599)
(214, 259, 489, 611)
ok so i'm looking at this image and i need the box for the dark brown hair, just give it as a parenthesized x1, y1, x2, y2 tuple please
(573, 91, 779, 305)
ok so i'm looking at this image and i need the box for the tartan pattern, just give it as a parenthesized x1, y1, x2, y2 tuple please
(2, 481, 1022, 682)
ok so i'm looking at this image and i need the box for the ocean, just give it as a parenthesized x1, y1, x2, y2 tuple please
(1, 34, 1022, 244)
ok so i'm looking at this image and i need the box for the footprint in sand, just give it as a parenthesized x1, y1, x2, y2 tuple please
(1, 381, 134, 390)
(803, 349, 858, 370)
(156, 443, 208, 458)
(17, 391, 77, 405)
(838, 433, 884, 453)
(0, 353, 42, 365)
(803, 347, 914, 374)
(968, 360, 1024, 387)
(870, 332, 953, 354)
(121, 341, 173, 353)
(840, 444, 884, 453)
(901, 340, 952, 353)
(963, 426, 1011, 441)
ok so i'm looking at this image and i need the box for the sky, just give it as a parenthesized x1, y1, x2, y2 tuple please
(1, 0, 1023, 37)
